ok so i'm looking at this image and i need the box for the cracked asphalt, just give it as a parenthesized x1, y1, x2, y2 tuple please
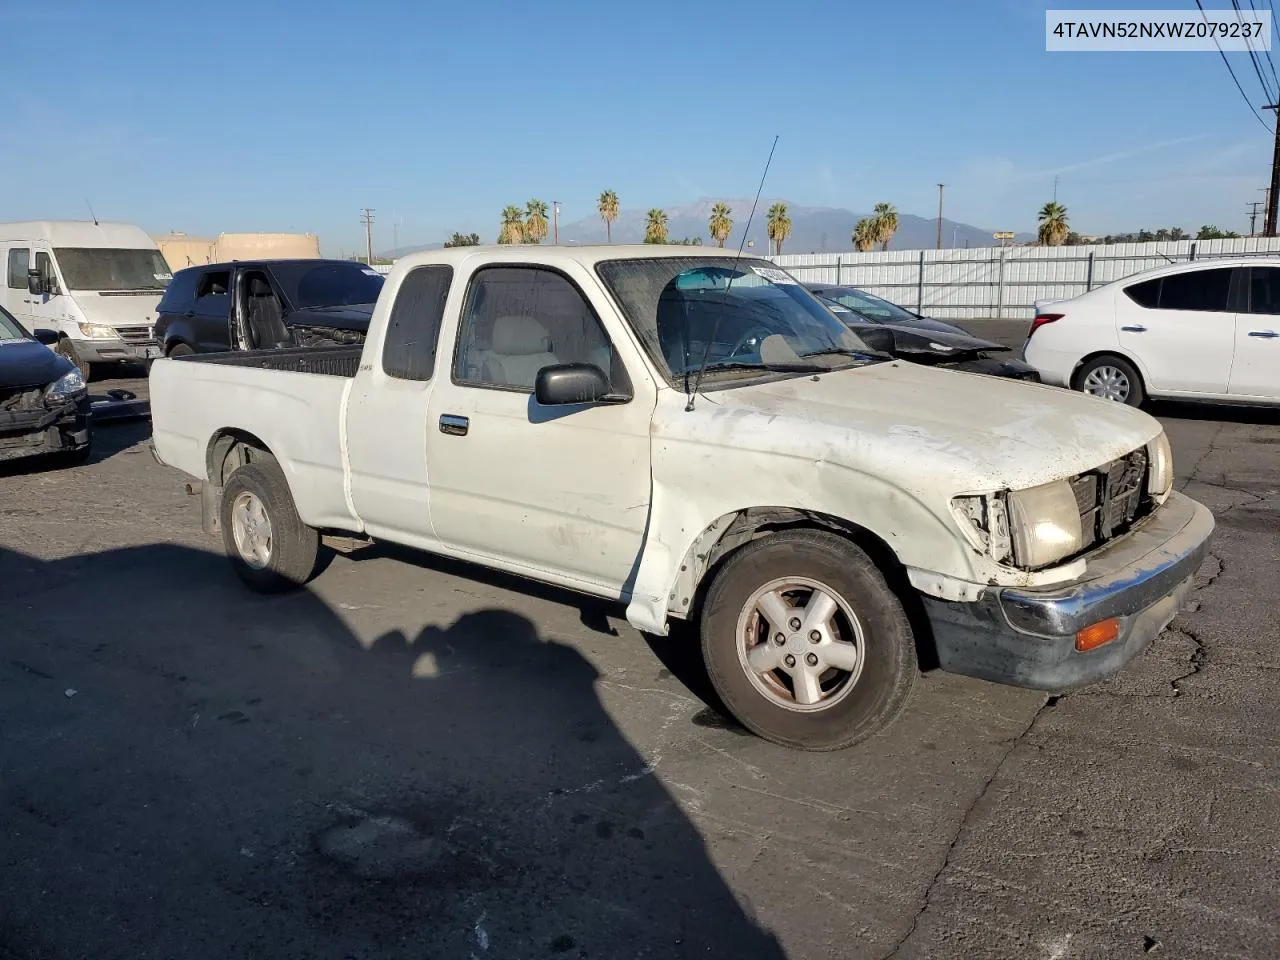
(1, 377, 1277, 959)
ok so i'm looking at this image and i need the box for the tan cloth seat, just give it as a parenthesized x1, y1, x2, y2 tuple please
(472, 315, 560, 389)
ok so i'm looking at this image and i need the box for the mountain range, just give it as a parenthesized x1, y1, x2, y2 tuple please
(380, 199, 1034, 258)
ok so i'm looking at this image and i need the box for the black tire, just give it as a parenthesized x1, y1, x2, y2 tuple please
(1074, 354, 1145, 407)
(168, 343, 194, 358)
(55, 338, 93, 382)
(700, 529, 916, 751)
(219, 460, 319, 592)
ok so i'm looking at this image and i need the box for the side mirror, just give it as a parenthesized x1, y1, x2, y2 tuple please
(534, 363, 616, 406)
(26, 269, 40, 295)
(32, 328, 59, 346)
(854, 325, 896, 355)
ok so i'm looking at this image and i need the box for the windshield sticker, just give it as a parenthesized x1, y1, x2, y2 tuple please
(361, 268, 380, 277)
(154, 273, 173, 281)
(751, 265, 797, 285)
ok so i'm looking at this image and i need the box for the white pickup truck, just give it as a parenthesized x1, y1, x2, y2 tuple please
(150, 246, 1213, 750)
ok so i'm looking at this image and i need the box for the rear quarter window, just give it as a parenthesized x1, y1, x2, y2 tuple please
(159, 269, 199, 312)
(1122, 278, 1160, 309)
(382, 265, 452, 381)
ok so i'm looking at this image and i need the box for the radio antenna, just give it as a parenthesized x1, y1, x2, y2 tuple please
(86, 200, 99, 226)
(685, 135, 779, 412)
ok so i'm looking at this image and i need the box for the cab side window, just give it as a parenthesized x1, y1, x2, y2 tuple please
(454, 266, 627, 393)
(34, 252, 58, 294)
(7, 248, 29, 289)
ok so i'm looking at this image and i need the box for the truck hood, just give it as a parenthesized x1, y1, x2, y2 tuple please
(683, 360, 1162, 493)
(69, 291, 163, 328)
(0, 338, 74, 389)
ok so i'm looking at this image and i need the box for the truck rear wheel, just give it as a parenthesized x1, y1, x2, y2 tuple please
(219, 460, 319, 592)
(699, 529, 916, 751)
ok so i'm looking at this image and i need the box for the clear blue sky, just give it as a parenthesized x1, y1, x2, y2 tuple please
(2, 0, 1274, 253)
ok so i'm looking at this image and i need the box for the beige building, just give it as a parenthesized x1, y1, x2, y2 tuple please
(155, 231, 321, 268)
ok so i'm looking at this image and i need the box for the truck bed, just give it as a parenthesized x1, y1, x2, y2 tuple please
(175, 345, 362, 378)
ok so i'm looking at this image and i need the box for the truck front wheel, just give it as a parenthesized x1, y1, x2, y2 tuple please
(219, 461, 319, 592)
(700, 529, 916, 751)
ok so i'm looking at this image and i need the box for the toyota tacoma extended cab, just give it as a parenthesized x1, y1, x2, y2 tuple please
(149, 246, 1213, 750)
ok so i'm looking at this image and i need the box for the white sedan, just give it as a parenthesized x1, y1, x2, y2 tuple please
(1024, 256, 1280, 406)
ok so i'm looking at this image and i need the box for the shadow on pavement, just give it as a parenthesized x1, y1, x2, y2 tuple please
(360, 541, 736, 722)
(1148, 398, 1280, 425)
(0, 542, 785, 960)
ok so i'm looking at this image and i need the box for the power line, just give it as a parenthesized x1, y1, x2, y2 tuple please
(1197, 0, 1273, 131)
(1247, 0, 1280, 93)
(1233, 0, 1275, 102)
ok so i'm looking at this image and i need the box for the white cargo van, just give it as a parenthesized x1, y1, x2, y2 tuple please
(0, 221, 173, 378)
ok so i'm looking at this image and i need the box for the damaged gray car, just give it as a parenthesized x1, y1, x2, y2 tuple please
(806, 283, 1040, 382)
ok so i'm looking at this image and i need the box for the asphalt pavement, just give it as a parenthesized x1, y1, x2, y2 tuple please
(1, 367, 1276, 959)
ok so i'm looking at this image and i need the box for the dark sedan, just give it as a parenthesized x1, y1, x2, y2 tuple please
(0, 306, 91, 465)
(805, 284, 1039, 382)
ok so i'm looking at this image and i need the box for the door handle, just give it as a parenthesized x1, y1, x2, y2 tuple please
(1248, 329, 1280, 338)
(184, 311, 195, 318)
(1120, 324, 1147, 333)
(439, 414, 469, 436)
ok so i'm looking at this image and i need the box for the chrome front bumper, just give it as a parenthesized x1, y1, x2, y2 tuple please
(924, 492, 1214, 692)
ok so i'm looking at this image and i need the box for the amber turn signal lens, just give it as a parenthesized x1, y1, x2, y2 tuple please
(1075, 618, 1121, 652)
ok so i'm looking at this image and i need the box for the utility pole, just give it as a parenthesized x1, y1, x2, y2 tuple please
(1248, 201, 1264, 236)
(1053, 175, 1059, 202)
(935, 183, 945, 249)
(552, 201, 560, 245)
(360, 208, 376, 264)
(1264, 105, 1280, 236)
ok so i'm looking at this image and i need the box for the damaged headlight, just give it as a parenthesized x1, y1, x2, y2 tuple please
(1147, 430, 1173, 501)
(952, 480, 1082, 570)
(1007, 480, 1083, 569)
(44, 369, 86, 405)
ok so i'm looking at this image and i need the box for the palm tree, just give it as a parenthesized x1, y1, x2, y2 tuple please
(524, 199, 549, 244)
(1037, 202, 1070, 246)
(871, 202, 899, 251)
(598, 190, 620, 243)
(852, 217, 876, 252)
(766, 202, 792, 256)
(644, 208, 669, 244)
(708, 202, 733, 247)
(498, 205, 525, 244)
(1170, 227, 1187, 241)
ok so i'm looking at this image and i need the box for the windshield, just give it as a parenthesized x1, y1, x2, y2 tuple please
(54, 248, 172, 291)
(597, 257, 877, 383)
(815, 287, 918, 324)
(0, 305, 25, 340)
(269, 261, 385, 310)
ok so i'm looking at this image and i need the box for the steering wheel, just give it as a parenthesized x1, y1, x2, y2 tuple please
(723, 326, 774, 362)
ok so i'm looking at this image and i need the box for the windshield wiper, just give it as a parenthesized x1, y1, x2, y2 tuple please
(698, 359, 828, 375)
(801, 346, 893, 362)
